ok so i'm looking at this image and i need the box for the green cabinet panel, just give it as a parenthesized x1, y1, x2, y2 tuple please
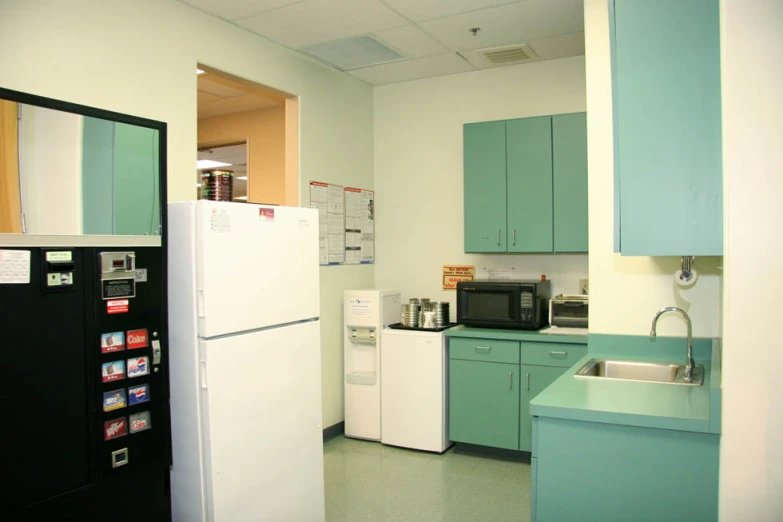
(613, 0, 722, 256)
(506, 117, 553, 253)
(114, 123, 160, 236)
(519, 365, 564, 452)
(449, 359, 519, 450)
(533, 417, 719, 522)
(519, 342, 586, 368)
(464, 121, 507, 252)
(449, 338, 520, 364)
(552, 113, 588, 253)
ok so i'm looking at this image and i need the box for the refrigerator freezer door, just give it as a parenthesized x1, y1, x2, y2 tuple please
(380, 329, 451, 453)
(195, 202, 320, 338)
(198, 320, 325, 522)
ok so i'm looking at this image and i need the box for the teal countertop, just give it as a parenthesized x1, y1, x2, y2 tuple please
(445, 325, 587, 345)
(530, 334, 722, 434)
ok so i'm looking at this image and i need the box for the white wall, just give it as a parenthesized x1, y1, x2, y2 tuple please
(18, 105, 83, 234)
(719, 0, 783, 519)
(0, 0, 375, 428)
(583, 0, 722, 338)
(374, 57, 588, 310)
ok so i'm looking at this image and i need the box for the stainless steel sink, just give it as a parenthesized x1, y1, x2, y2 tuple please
(574, 358, 704, 386)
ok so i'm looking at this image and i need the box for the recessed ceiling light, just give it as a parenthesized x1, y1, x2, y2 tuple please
(197, 68, 205, 75)
(197, 160, 232, 169)
(234, 196, 248, 201)
(196, 183, 203, 188)
(301, 36, 405, 71)
(236, 176, 248, 181)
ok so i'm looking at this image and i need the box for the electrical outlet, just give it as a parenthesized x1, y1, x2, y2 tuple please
(579, 279, 589, 295)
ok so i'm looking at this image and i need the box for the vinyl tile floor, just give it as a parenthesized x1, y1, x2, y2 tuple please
(323, 436, 531, 522)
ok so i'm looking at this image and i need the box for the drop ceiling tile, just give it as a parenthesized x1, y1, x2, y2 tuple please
(420, 0, 584, 52)
(373, 24, 449, 58)
(198, 91, 222, 104)
(180, 0, 305, 21)
(236, 0, 408, 49)
(348, 53, 474, 85)
(528, 31, 585, 60)
(379, 0, 518, 22)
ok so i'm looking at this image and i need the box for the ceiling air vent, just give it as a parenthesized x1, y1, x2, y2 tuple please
(460, 44, 538, 69)
(482, 45, 533, 64)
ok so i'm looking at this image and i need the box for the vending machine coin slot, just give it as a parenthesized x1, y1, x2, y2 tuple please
(99, 252, 136, 300)
(41, 250, 76, 292)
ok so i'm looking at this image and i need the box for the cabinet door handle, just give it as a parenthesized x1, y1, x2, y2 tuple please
(526, 372, 530, 391)
(475, 346, 491, 352)
(549, 351, 567, 359)
(509, 372, 513, 390)
(512, 229, 516, 246)
(497, 229, 501, 246)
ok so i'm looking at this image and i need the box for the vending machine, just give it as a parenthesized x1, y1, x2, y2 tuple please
(0, 87, 171, 521)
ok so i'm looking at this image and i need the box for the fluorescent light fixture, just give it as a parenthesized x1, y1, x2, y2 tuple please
(197, 68, 205, 75)
(196, 160, 232, 169)
(301, 35, 405, 71)
(236, 176, 248, 180)
(234, 196, 248, 201)
(196, 183, 203, 188)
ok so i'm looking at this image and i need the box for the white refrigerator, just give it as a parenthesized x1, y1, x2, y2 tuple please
(167, 201, 325, 522)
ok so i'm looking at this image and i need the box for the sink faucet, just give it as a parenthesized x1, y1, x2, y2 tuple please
(650, 307, 696, 382)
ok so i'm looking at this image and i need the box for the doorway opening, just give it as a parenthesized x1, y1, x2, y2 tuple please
(196, 65, 299, 206)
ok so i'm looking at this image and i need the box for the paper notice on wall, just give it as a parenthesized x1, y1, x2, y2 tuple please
(344, 187, 374, 264)
(486, 268, 514, 280)
(442, 265, 475, 290)
(310, 181, 345, 265)
(0, 250, 31, 284)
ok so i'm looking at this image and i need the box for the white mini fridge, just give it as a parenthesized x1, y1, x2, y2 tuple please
(167, 201, 325, 522)
(343, 289, 400, 441)
(381, 328, 452, 453)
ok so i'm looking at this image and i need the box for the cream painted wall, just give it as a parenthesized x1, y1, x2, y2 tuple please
(374, 57, 588, 312)
(584, 0, 722, 339)
(198, 105, 287, 205)
(0, 0, 374, 428)
(719, 0, 783, 519)
(18, 106, 83, 234)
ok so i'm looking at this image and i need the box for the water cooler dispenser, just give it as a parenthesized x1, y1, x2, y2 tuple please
(343, 289, 400, 440)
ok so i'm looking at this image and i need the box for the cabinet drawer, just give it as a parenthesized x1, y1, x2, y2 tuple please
(520, 342, 586, 367)
(449, 338, 520, 364)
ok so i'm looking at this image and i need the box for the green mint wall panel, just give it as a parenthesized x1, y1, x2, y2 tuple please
(449, 359, 520, 450)
(114, 123, 159, 236)
(464, 121, 507, 252)
(82, 117, 114, 235)
(535, 417, 719, 521)
(614, 0, 722, 256)
(552, 113, 588, 253)
(506, 117, 553, 253)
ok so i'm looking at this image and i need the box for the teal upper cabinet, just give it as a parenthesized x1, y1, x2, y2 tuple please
(507, 117, 553, 253)
(612, 0, 722, 256)
(464, 121, 507, 252)
(464, 114, 587, 254)
(552, 113, 588, 253)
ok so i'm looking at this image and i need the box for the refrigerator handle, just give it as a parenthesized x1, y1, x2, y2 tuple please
(199, 360, 208, 389)
(197, 289, 206, 318)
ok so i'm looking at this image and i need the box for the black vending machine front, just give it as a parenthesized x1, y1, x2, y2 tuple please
(0, 245, 172, 521)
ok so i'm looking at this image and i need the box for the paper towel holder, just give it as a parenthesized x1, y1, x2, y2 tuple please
(675, 256, 698, 287)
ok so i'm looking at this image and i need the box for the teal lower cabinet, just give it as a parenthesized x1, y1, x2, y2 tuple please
(449, 359, 519, 450)
(519, 365, 564, 452)
(532, 417, 719, 522)
(448, 337, 586, 452)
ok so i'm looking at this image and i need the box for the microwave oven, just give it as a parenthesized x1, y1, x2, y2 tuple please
(456, 280, 551, 330)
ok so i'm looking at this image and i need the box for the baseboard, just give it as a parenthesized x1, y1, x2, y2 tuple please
(453, 442, 530, 462)
(322, 421, 345, 442)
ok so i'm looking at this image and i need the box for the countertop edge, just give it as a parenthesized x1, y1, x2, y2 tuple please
(445, 325, 587, 345)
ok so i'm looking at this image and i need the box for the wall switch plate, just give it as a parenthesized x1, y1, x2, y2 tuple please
(579, 279, 589, 295)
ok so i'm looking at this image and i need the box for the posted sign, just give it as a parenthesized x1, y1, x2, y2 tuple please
(442, 265, 475, 290)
